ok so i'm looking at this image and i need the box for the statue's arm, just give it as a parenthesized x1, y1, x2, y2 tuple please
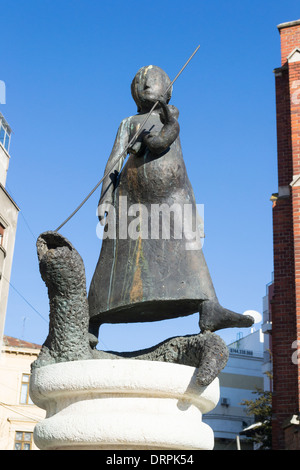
(98, 118, 130, 221)
(142, 101, 180, 155)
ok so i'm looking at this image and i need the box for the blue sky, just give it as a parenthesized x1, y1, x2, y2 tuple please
(1, 0, 299, 352)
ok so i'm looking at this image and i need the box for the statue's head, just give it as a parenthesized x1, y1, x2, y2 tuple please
(131, 65, 172, 113)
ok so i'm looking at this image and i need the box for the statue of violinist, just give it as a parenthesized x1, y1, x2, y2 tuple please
(33, 60, 254, 386)
(88, 65, 254, 342)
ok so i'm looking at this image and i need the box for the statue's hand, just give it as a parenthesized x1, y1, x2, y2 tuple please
(128, 139, 146, 157)
(157, 100, 172, 123)
(142, 101, 180, 155)
(158, 102, 179, 124)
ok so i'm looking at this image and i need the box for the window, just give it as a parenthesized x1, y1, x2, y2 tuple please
(0, 125, 5, 146)
(19, 374, 33, 405)
(0, 223, 5, 246)
(0, 121, 11, 152)
(4, 130, 10, 151)
(14, 431, 33, 450)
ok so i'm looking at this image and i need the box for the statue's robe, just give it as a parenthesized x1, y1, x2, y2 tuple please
(88, 112, 218, 328)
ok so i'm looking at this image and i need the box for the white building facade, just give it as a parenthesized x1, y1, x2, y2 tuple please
(0, 336, 45, 450)
(261, 277, 273, 392)
(203, 329, 264, 450)
(0, 112, 19, 353)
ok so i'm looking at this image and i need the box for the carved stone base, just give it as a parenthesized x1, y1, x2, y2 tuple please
(30, 359, 219, 450)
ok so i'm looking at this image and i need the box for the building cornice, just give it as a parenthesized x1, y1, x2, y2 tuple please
(278, 19, 300, 30)
(0, 183, 20, 211)
(3, 347, 40, 357)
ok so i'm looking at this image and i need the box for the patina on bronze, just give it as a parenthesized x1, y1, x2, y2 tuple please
(88, 65, 254, 339)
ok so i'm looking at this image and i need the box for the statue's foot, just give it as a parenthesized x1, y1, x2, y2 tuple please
(88, 322, 100, 349)
(88, 333, 99, 349)
(199, 300, 254, 333)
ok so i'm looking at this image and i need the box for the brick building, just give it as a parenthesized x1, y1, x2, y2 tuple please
(272, 19, 300, 449)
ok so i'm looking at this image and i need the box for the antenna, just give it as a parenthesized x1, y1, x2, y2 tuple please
(21, 316, 28, 339)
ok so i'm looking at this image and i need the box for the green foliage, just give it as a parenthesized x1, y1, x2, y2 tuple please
(241, 379, 272, 450)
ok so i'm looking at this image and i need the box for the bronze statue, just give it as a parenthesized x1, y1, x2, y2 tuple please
(32, 65, 253, 388)
(88, 65, 253, 341)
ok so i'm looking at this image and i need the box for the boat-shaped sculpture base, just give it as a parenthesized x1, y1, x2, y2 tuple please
(30, 359, 219, 450)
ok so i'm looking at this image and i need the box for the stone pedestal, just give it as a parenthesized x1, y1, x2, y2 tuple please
(30, 359, 219, 450)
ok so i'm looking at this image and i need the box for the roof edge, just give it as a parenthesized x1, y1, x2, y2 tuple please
(0, 183, 20, 211)
(3, 335, 41, 350)
(277, 19, 300, 31)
